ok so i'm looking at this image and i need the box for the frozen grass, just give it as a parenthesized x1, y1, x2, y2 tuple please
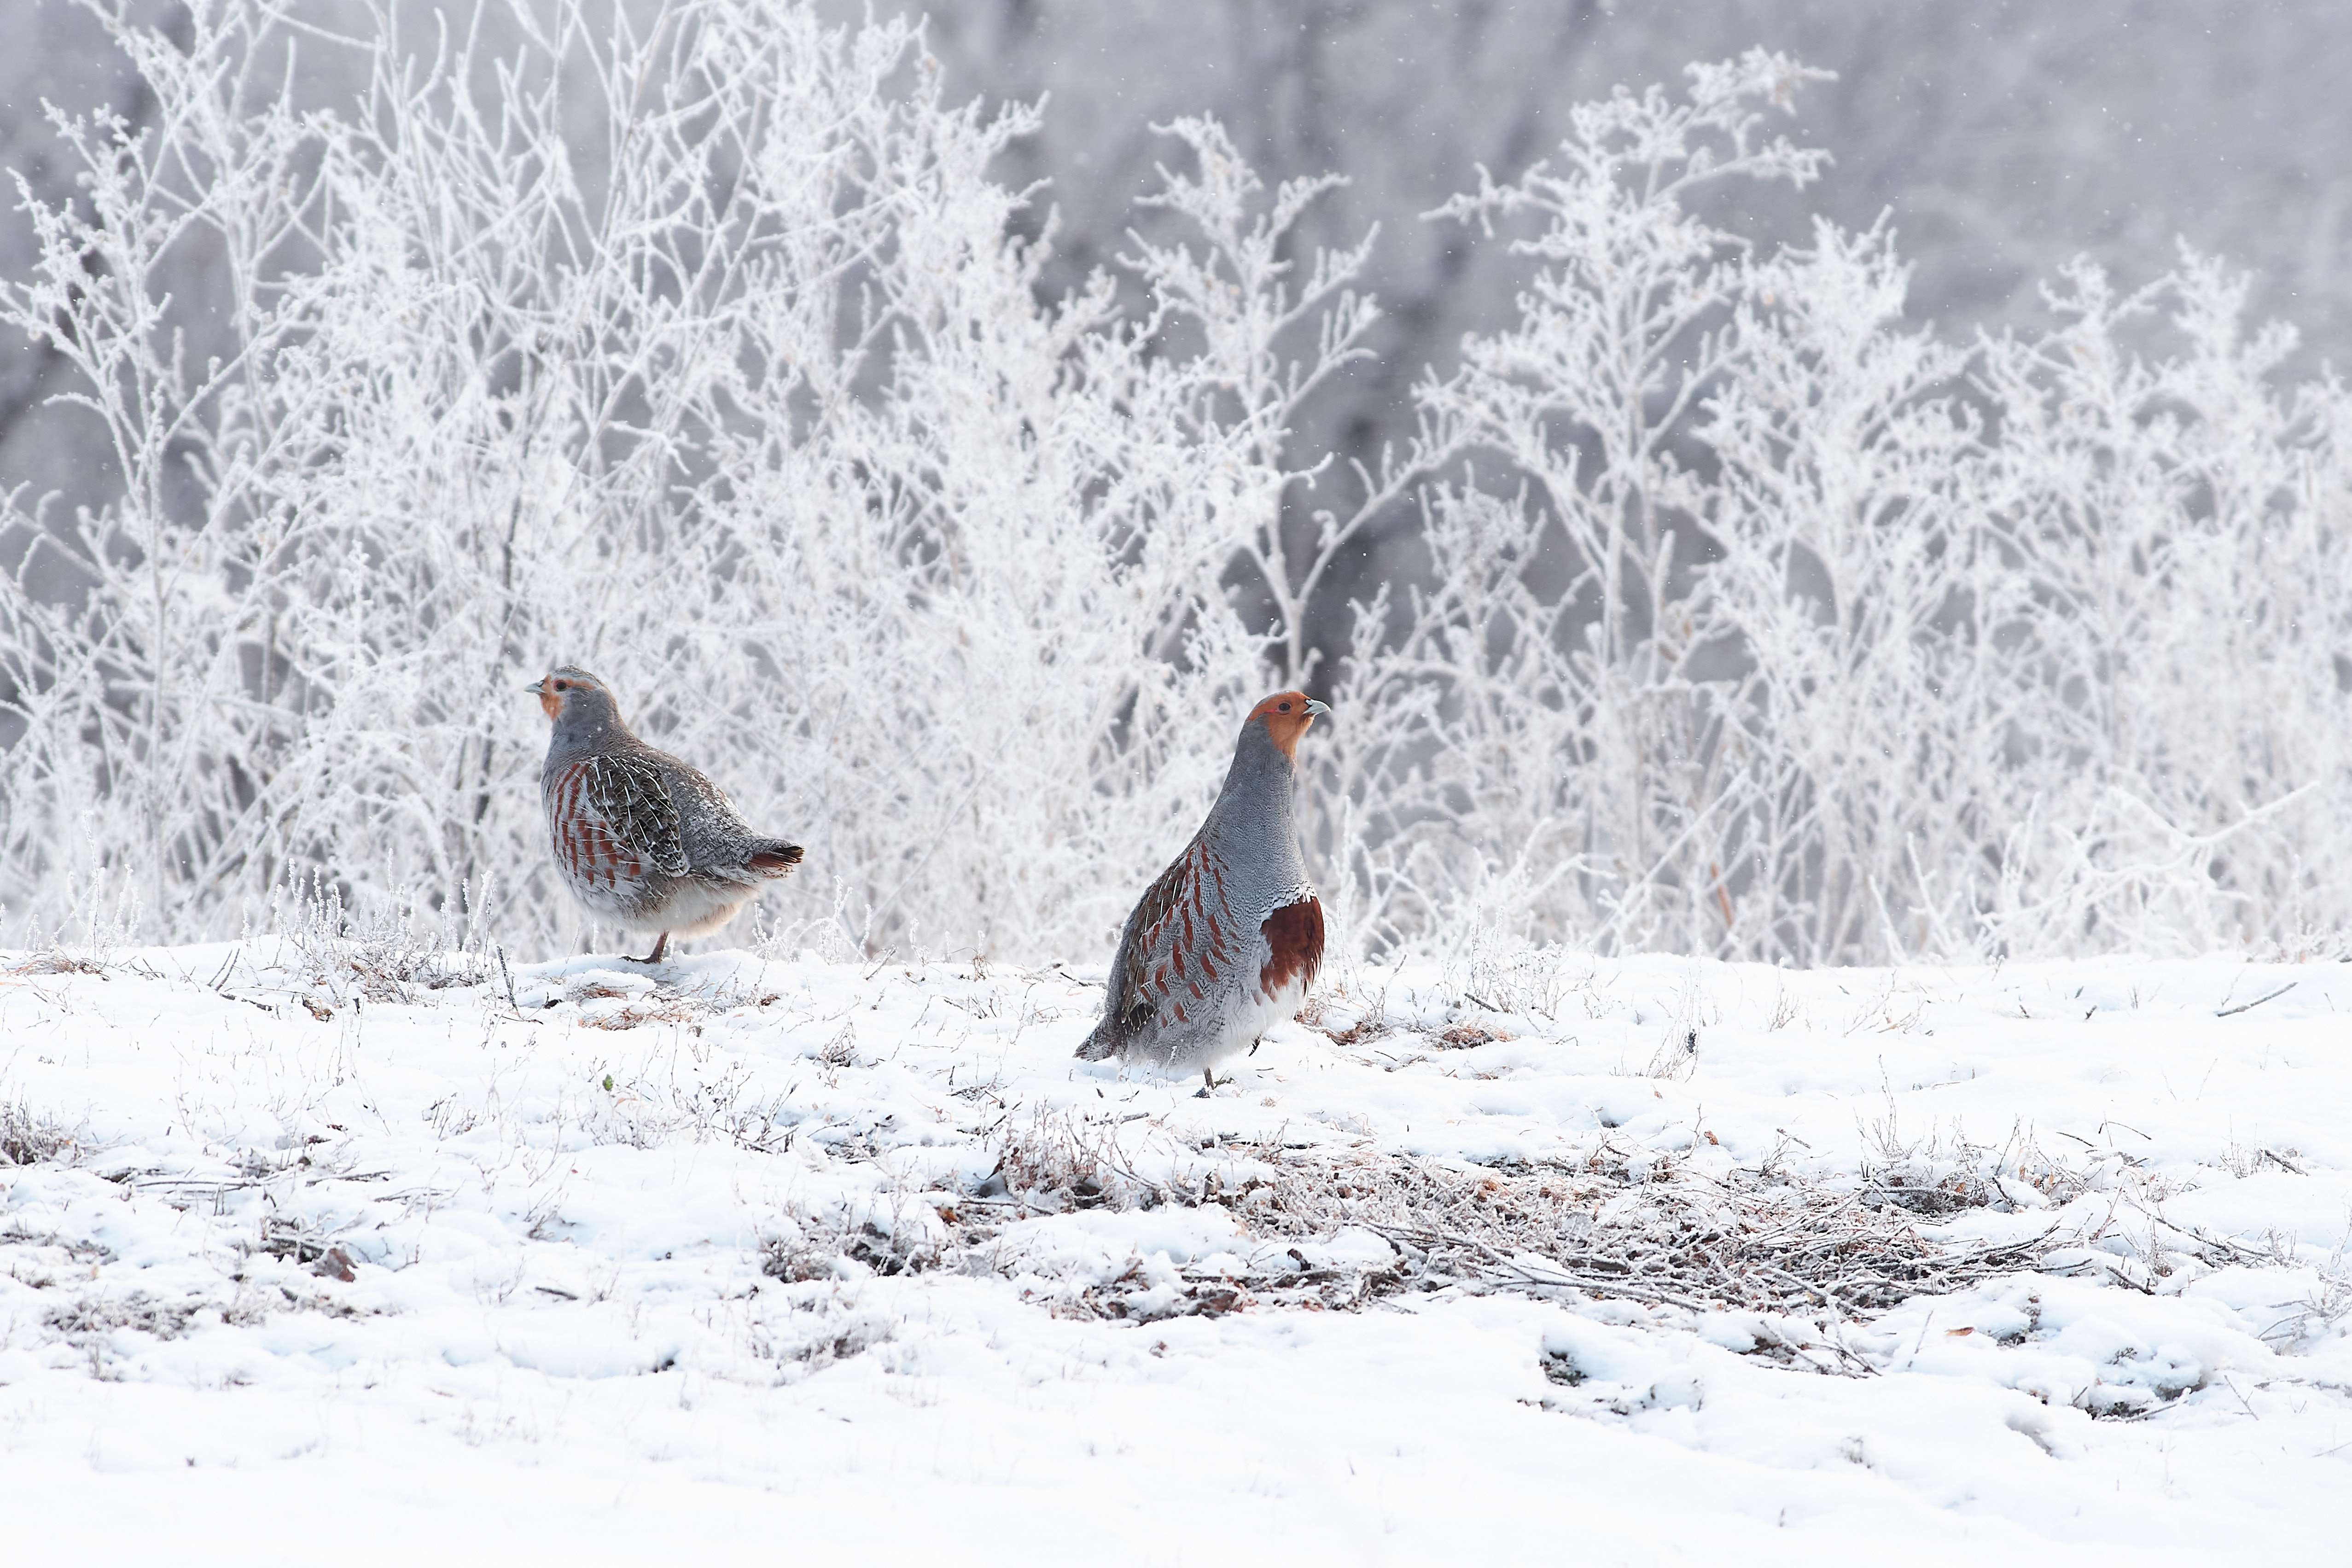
(0, 1099, 77, 1169)
(5, 943, 2351, 1560)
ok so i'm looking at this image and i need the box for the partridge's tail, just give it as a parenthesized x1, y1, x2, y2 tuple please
(748, 840, 803, 877)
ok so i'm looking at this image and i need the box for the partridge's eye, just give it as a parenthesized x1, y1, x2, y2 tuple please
(553, 681, 570, 691)
(1278, 701, 1292, 712)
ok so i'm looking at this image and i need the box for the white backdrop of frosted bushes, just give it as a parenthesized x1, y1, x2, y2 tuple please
(2, 0, 2347, 966)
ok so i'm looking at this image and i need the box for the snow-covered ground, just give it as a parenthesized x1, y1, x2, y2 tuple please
(3, 941, 2348, 1564)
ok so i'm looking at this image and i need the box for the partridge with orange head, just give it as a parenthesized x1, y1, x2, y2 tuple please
(1077, 692, 1329, 1091)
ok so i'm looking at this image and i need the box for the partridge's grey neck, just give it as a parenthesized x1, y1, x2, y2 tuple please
(546, 691, 630, 769)
(1205, 723, 1309, 908)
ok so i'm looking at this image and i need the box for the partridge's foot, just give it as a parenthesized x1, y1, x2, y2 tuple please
(629, 932, 671, 965)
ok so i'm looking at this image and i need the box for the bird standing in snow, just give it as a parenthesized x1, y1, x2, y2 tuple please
(528, 667, 803, 963)
(1078, 692, 1329, 1092)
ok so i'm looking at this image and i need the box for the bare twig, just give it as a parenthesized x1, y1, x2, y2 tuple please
(2216, 982, 2296, 1018)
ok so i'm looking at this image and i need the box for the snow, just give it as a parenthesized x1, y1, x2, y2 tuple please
(4, 944, 2349, 1563)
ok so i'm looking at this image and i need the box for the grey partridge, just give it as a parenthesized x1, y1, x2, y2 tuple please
(1077, 692, 1329, 1091)
(529, 667, 803, 962)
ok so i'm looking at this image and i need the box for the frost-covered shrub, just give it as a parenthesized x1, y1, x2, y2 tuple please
(3, 18, 2348, 966)
(1323, 51, 2352, 963)
(0, 0, 1377, 955)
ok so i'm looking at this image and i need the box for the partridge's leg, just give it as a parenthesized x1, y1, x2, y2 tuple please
(634, 932, 670, 965)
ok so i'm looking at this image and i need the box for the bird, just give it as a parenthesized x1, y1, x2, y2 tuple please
(1077, 691, 1329, 1093)
(527, 666, 803, 963)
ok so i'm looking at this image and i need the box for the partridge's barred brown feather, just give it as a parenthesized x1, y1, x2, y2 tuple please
(1077, 692, 1329, 1091)
(529, 667, 803, 962)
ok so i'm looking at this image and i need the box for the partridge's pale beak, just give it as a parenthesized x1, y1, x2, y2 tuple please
(522, 677, 547, 696)
(1304, 699, 1332, 718)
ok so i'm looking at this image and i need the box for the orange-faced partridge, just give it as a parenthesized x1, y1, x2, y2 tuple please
(1077, 692, 1329, 1091)
(529, 667, 803, 962)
